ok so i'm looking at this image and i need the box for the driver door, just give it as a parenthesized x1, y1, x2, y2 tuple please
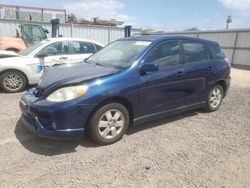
(138, 40, 186, 116)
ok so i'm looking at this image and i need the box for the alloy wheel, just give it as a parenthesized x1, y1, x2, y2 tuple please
(3, 73, 23, 91)
(98, 109, 125, 139)
(210, 87, 222, 108)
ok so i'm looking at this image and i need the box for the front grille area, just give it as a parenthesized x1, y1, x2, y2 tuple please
(23, 114, 34, 125)
(33, 87, 44, 97)
(37, 117, 53, 130)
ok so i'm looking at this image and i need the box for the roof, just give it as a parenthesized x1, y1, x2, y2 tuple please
(123, 35, 218, 45)
(46, 38, 104, 46)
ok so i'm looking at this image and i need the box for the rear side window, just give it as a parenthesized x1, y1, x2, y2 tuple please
(207, 43, 225, 59)
(72, 41, 95, 54)
(145, 40, 180, 67)
(182, 41, 209, 63)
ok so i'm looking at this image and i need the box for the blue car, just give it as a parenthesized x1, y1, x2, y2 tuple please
(20, 35, 231, 144)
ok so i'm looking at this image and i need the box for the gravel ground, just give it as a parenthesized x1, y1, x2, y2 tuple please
(0, 68, 249, 188)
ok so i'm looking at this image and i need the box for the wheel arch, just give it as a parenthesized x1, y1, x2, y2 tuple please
(86, 96, 134, 128)
(0, 68, 29, 85)
(5, 48, 20, 53)
(216, 80, 227, 96)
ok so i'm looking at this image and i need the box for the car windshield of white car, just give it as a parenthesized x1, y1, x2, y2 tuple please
(19, 40, 48, 56)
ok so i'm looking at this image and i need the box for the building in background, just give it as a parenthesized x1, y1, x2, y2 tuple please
(0, 4, 66, 23)
(0, 4, 123, 27)
(67, 15, 123, 27)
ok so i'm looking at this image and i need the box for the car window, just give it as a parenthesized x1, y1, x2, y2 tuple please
(183, 41, 209, 63)
(38, 41, 69, 56)
(72, 41, 95, 54)
(22, 25, 47, 47)
(19, 40, 48, 56)
(207, 43, 225, 59)
(145, 41, 180, 67)
(22, 25, 32, 47)
(94, 43, 103, 52)
(30, 25, 47, 43)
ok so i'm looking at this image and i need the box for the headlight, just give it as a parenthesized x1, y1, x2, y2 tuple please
(47, 85, 88, 102)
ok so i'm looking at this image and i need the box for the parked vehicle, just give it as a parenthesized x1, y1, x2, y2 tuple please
(0, 38, 104, 92)
(20, 35, 231, 145)
(0, 23, 48, 52)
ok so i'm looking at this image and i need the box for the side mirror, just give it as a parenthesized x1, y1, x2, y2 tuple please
(36, 53, 47, 59)
(139, 63, 159, 75)
(44, 29, 49, 34)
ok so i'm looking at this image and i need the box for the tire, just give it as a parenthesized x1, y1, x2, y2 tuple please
(88, 103, 129, 145)
(0, 71, 27, 93)
(204, 85, 224, 112)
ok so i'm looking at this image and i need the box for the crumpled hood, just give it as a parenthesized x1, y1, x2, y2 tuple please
(38, 62, 119, 93)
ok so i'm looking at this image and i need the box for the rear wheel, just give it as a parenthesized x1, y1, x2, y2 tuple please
(0, 71, 27, 93)
(88, 103, 129, 145)
(204, 85, 224, 112)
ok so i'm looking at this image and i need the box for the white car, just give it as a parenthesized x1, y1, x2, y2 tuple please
(0, 38, 104, 93)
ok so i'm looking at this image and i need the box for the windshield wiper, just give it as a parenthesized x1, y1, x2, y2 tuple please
(95, 62, 106, 67)
(83, 57, 90, 63)
(85, 60, 121, 70)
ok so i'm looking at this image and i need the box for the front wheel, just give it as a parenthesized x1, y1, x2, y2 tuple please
(205, 85, 224, 112)
(88, 103, 129, 145)
(0, 71, 27, 93)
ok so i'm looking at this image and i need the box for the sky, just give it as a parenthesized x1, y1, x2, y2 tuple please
(1, 0, 250, 31)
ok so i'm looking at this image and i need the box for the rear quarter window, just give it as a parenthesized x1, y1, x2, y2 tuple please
(207, 43, 225, 59)
(182, 41, 209, 64)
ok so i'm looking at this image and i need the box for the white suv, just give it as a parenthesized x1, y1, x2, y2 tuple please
(0, 38, 103, 93)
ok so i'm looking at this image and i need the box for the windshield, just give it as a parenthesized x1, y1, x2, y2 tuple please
(19, 40, 48, 56)
(86, 40, 151, 69)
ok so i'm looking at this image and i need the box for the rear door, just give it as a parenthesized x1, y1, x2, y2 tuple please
(71, 41, 96, 63)
(138, 40, 186, 116)
(181, 40, 215, 105)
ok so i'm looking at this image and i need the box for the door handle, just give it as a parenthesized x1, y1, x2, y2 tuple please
(59, 57, 68, 60)
(176, 71, 184, 77)
(208, 65, 214, 72)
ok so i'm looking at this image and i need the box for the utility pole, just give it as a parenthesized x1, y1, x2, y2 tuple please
(226, 15, 232, 29)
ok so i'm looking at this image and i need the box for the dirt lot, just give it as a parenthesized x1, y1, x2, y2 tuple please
(0, 68, 249, 188)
